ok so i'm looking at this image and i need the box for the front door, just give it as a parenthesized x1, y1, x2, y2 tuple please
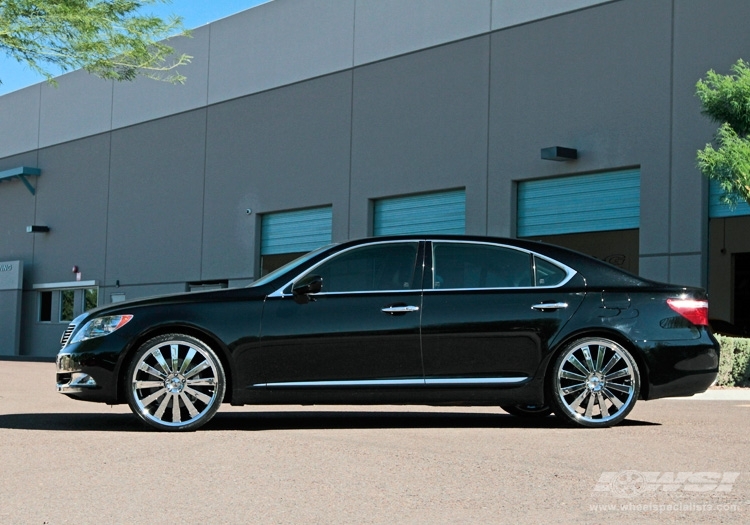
(257, 241, 425, 387)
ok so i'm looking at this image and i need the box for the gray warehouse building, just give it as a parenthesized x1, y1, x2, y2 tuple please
(2, 0, 750, 357)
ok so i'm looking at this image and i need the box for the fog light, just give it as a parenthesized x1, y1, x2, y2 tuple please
(70, 373, 97, 388)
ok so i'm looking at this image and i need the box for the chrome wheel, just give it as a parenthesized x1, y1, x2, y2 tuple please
(551, 338, 639, 428)
(501, 404, 553, 418)
(126, 334, 225, 431)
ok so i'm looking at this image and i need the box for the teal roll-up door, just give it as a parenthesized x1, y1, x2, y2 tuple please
(260, 206, 332, 255)
(517, 169, 640, 237)
(709, 179, 750, 218)
(373, 189, 466, 236)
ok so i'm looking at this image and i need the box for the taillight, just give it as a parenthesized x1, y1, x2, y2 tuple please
(667, 298, 709, 326)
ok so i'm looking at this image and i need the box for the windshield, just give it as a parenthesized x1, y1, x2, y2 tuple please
(247, 244, 336, 288)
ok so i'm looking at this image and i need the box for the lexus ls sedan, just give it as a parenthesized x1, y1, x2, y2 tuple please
(56, 235, 719, 431)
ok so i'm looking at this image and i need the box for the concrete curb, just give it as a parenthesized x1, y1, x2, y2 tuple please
(668, 388, 750, 401)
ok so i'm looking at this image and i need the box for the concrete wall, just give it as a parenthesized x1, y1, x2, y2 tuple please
(0, 261, 23, 355)
(0, 0, 613, 160)
(3, 0, 750, 356)
(489, 0, 674, 275)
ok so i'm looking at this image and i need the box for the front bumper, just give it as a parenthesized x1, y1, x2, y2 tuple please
(56, 353, 99, 394)
(55, 337, 125, 404)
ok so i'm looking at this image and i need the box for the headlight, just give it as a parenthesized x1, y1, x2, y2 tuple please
(69, 315, 133, 344)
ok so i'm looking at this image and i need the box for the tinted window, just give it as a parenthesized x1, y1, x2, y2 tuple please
(534, 256, 567, 287)
(432, 243, 532, 289)
(313, 242, 419, 293)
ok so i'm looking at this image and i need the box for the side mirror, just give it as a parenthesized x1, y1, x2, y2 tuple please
(292, 275, 323, 304)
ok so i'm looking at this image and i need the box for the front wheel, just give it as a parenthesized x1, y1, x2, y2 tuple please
(125, 334, 226, 431)
(550, 337, 640, 428)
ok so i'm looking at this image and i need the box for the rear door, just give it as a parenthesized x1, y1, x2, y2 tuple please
(419, 241, 584, 385)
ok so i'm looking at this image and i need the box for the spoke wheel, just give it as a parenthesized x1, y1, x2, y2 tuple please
(551, 337, 639, 428)
(501, 404, 553, 418)
(126, 334, 225, 431)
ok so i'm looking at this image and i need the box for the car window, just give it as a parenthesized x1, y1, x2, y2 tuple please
(311, 242, 419, 293)
(534, 256, 568, 287)
(432, 242, 532, 289)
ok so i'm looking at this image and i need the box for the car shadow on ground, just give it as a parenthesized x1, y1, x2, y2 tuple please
(0, 410, 660, 432)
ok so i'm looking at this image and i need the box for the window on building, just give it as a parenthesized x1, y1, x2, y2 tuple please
(36, 285, 99, 323)
(39, 291, 52, 322)
(60, 290, 75, 322)
(84, 288, 98, 311)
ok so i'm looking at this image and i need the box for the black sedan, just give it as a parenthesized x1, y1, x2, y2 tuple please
(55, 235, 719, 431)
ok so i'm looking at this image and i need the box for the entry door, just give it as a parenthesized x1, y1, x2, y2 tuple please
(420, 241, 583, 384)
(734, 253, 750, 333)
(258, 241, 425, 386)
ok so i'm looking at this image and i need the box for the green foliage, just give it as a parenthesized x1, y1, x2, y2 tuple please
(697, 123, 750, 207)
(715, 335, 750, 387)
(0, 0, 191, 85)
(696, 59, 750, 207)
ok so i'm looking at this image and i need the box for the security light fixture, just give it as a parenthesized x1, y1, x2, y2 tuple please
(541, 146, 578, 161)
(26, 225, 50, 233)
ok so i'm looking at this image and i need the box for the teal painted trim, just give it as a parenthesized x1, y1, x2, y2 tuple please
(0, 166, 41, 195)
(261, 206, 332, 255)
(708, 179, 750, 218)
(517, 169, 640, 237)
(374, 189, 466, 236)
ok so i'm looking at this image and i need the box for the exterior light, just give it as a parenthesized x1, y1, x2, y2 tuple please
(541, 146, 578, 161)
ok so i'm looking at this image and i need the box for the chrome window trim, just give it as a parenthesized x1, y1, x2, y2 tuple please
(269, 239, 423, 298)
(253, 377, 528, 388)
(268, 238, 577, 298)
(429, 240, 577, 291)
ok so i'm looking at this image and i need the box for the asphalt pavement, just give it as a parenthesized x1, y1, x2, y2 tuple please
(0, 360, 748, 524)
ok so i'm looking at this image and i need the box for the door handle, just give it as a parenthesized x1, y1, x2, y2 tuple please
(381, 305, 420, 314)
(531, 302, 568, 311)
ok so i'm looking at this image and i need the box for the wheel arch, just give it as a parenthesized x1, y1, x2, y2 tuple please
(543, 328, 651, 401)
(115, 324, 235, 405)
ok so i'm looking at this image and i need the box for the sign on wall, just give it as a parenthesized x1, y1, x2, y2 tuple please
(0, 260, 22, 290)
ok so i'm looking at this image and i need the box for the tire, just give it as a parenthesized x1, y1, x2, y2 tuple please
(550, 337, 640, 428)
(501, 404, 553, 418)
(125, 334, 226, 431)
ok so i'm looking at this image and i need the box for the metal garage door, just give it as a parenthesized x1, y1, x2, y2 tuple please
(260, 206, 333, 255)
(373, 189, 465, 236)
(709, 179, 750, 218)
(517, 169, 640, 237)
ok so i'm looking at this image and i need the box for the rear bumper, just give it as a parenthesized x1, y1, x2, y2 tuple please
(639, 332, 719, 400)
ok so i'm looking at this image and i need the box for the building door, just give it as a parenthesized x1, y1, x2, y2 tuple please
(373, 189, 465, 236)
(260, 206, 332, 275)
(734, 253, 750, 333)
(517, 169, 640, 274)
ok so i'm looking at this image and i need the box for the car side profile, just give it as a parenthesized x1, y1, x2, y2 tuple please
(55, 235, 719, 431)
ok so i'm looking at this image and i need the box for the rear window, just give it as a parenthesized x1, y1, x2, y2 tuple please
(534, 256, 567, 287)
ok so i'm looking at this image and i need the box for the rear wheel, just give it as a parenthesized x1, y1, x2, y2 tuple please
(550, 337, 639, 428)
(125, 334, 225, 431)
(501, 404, 553, 418)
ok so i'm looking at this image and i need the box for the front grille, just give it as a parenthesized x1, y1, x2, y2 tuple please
(60, 323, 76, 348)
